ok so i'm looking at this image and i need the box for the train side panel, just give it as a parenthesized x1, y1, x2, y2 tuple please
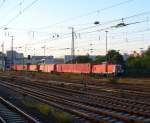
(11, 65, 16, 70)
(39, 65, 44, 72)
(92, 64, 106, 73)
(23, 65, 28, 70)
(73, 64, 91, 73)
(92, 64, 116, 74)
(108, 65, 116, 73)
(15, 65, 24, 71)
(28, 65, 38, 71)
(56, 64, 73, 73)
(56, 64, 91, 74)
(12, 65, 27, 71)
(39, 64, 56, 72)
(46, 64, 56, 72)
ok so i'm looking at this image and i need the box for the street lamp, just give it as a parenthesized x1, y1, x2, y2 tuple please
(94, 21, 100, 25)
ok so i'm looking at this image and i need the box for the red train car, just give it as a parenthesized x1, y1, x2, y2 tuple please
(56, 64, 91, 74)
(12, 65, 26, 71)
(92, 64, 123, 75)
(39, 64, 56, 73)
(92, 64, 115, 73)
(28, 65, 38, 71)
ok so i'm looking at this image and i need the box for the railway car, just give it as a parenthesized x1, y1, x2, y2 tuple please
(56, 64, 92, 74)
(92, 64, 123, 76)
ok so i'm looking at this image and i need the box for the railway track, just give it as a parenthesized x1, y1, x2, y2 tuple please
(0, 96, 38, 123)
(0, 80, 150, 123)
(9, 80, 150, 117)
(15, 74, 150, 93)
(1, 75, 150, 101)
(12, 77, 150, 102)
(2, 74, 150, 93)
(13, 76, 150, 96)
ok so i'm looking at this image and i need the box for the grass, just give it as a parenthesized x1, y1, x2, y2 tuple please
(107, 77, 119, 84)
(22, 99, 72, 123)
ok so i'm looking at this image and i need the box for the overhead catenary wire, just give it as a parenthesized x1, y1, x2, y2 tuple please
(17, 17, 150, 49)
(76, 18, 150, 36)
(0, 0, 5, 9)
(2, 9, 150, 37)
(1, 0, 39, 27)
(37, 0, 134, 30)
(2, 0, 150, 56)
(0, 0, 25, 22)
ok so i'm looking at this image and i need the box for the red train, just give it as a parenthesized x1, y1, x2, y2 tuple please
(11, 63, 123, 76)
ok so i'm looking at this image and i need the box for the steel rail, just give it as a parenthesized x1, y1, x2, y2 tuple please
(14, 79, 150, 108)
(0, 81, 108, 123)
(0, 80, 149, 123)
(3, 78, 150, 117)
(11, 79, 150, 117)
(0, 96, 39, 123)
(0, 116, 6, 123)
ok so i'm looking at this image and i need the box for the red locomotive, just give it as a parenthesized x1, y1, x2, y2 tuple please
(11, 63, 123, 76)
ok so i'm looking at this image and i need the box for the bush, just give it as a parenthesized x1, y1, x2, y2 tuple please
(22, 100, 72, 123)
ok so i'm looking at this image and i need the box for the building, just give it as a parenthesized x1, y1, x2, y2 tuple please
(88, 55, 97, 61)
(31, 56, 54, 64)
(53, 58, 64, 64)
(6, 50, 24, 59)
(64, 55, 73, 63)
(0, 52, 5, 70)
(6, 50, 24, 68)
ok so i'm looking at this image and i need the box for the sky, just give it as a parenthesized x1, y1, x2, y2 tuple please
(0, 0, 150, 57)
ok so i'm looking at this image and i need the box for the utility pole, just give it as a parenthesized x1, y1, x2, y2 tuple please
(105, 31, 108, 57)
(105, 31, 108, 76)
(10, 36, 14, 68)
(1, 42, 5, 71)
(34, 48, 35, 56)
(70, 27, 75, 63)
(42, 45, 46, 57)
(44, 45, 46, 57)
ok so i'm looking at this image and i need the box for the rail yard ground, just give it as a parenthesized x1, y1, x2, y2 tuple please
(0, 71, 150, 123)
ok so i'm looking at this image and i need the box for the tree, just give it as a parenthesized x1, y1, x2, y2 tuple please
(106, 50, 124, 65)
(126, 56, 143, 69)
(93, 56, 105, 64)
(75, 55, 92, 63)
(67, 55, 92, 63)
(145, 46, 150, 56)
(125, 46, 150, 76)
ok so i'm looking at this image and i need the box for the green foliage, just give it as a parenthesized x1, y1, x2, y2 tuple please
(106, 50, 124, 65)
(125, 46, 150, 77)
(93, 55, 106, 64)
(53, 111, 71, 123)
(75, 55, 93, 63)
(145, 46, 150, 56)
(108, 77, 119, 83)
(23, 100, 72, 123)
(22, 100, 53, 116)
(67, 55, 93, 63)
